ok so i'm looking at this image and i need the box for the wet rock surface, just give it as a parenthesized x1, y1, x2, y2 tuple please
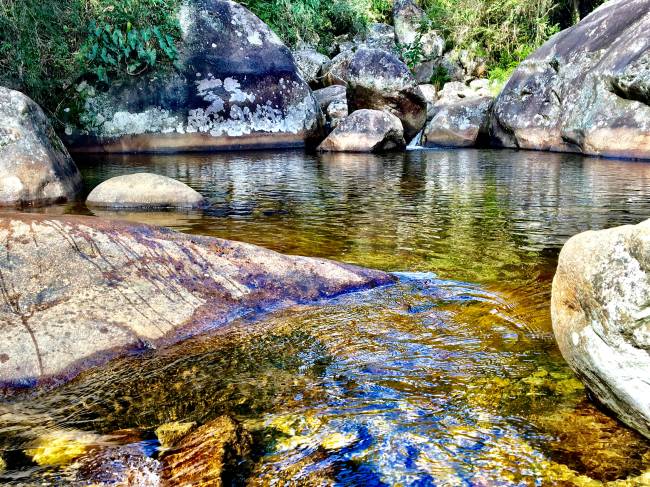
(161, 416, 252, 486)
(346, 48, 427, 140)
(86, 172, 206, 209)
(0, 87, 82, 207)
(0, 213, 392, 391)
(552, 218, 650, 439)
(317, 109, 405, 152)
(491, 0, 650, 159)
(422, 96, 493, 148)
(65, 0, 321, 153)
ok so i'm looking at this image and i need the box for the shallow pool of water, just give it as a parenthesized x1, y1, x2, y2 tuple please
(3, 148, 650, 485)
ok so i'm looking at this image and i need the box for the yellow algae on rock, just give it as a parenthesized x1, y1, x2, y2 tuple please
(26, 430, 103, 466)
(321, 432, 357, 450)
(155, 421, 196, 449)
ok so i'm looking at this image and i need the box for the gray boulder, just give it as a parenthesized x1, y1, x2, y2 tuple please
(293, 48, 330, 86)
(491, 0, 650, 159)
(346, 48, 427, 140)
(313, 85, 349, 131)
(422, 96, 493, 148)
(322, 50, 356, 87)
(86, 173, 206, 208)
(317, 109, 405, 152)
(326, 100, 349, 129)
(393, 0, 427, 47)
(312, 85, 347, 110)
(65, 0, 321, 153)
(0, 87, 81, 206)
(0, 213, 392, 391)
(353, 23, 397, 53)
(552, 218, 650, 439)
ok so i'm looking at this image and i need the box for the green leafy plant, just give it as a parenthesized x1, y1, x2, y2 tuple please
(423, 0, 560, 76)
(430, 65, 450, 90)
(83, 21, 181, 84)
(398, 35, 426, 71)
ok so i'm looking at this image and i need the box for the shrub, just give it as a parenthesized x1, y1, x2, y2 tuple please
(241, 0, 387, 51)
(0, 0, 180, 120)
(422, 0, 559, 75)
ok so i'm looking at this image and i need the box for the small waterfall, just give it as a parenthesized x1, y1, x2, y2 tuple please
(406, 130, 424, 150)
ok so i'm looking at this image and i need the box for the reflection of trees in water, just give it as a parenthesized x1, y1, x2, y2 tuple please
(76, 149, 650, 283)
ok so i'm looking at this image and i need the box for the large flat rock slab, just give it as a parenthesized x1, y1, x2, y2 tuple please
(0, 213, 392, 392)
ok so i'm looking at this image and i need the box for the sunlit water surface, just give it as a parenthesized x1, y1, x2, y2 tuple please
(3, 149, 650, 485)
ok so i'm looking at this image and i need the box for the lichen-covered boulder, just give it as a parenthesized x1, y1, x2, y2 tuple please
(0, 87, 81, 206)
(317, 109, 405, 152)
(422, 96, 493, 148)
(0, 213, 392, 391)
(551, 219, 650, 439)
(65, 0, 321, 153)
(161, 416, 251, 486)
(322, 50, 356, 87)
(346, 48, 427, 140)
(312, 85, 347, 111)
(326, 99, 349, 129)
(293, 48, 330, 86)
(353, 23, 397, 53)
(393, 0, 444, 58)
(491, 0, 650, 159)
(87, 173, 205, 209)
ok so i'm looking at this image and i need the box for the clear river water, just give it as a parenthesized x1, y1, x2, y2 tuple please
(2, 148, 650, 485)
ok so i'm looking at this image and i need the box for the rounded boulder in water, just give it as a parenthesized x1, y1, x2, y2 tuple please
(86, 173, 206, 209)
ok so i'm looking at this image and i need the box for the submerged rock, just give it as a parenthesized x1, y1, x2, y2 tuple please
(0, 87, 81, 206)
(491, 0, 650, 159)
(317, 109, 405, 152)
(156, 421, 197, 449)
(161, 416, 251, 486)
(346, 48, 427, 140)
(552, 218, 650, 439)
(86, 173, 206, 209)
(66, 0, 321, 153)
(422, 96, 493, 148)
(0, 213, 392, 391)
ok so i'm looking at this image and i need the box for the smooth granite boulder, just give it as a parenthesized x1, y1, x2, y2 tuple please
(318, 109, 405, 152)
(0, 87, 81, 206)
(552, 219, 650, 439)
(491, 0, 650, 159)
(0, 213, 392, 392)
(87, 173, 205, 209)
(346, 48, 427, 140)
(422, 96, 493, 148)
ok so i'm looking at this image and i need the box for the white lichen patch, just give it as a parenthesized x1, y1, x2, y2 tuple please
(99, 108, 181, 137)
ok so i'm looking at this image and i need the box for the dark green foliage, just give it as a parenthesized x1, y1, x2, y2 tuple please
(422, 0, 560, 72)
(83, 22, 180, 84)
(240, 0, 385, 51)
(0, 0, 180, 119)
(430, 65, 450, 90)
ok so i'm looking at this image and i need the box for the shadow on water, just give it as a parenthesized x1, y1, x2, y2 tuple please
(4, 149, 650, 484)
